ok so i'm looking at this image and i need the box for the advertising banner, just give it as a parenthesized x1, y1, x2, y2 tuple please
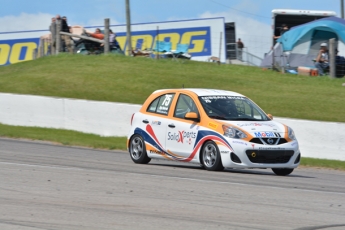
(0, 17, 226, 66)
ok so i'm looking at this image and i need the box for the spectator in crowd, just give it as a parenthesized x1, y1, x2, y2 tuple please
(109, 29, 116, 47)
(237, 38, 244, 61)
(100, 29, 114, 49)
(55, 14, 61, 25)
(61, 16, 73, 53)
(109, 29, 120, 49)
(336, 49, 345, 65)
(274, 24, 289, 40)
(86, 28, 105, 40)
(99, 29, 121, 51)
(335, 49, 345, 78)
(315, 43, 329, 76)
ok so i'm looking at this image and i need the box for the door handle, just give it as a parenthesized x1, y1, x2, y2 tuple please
(142, 119, 149, 124)
(168, 124, 175, 128)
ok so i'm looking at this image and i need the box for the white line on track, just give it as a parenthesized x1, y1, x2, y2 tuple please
(149, 174, 345, 195)
(1, 161, 344, 196)
(0, 161, 84, 171)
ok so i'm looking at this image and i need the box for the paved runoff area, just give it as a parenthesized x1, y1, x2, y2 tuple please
(0, 138, 344, 230)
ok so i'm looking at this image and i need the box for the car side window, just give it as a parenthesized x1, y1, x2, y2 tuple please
(147, 97, 160, 113)
(174, 94, 199, 119)
(147, 93, 175, 115)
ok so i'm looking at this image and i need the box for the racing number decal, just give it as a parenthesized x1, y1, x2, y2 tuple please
(162, 94, 173, 106)
(156, 93, 175, 115)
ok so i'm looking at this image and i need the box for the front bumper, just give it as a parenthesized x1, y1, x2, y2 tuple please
(219, 139, 300, 169)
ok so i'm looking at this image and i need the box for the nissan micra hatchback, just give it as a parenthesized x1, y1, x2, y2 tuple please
(127, 89, 300, 176)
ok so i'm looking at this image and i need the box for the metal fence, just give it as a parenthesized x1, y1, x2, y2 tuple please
(33, 23, 267, 67)
(328, 38, 345, 78)
(226, 42, 263, 66)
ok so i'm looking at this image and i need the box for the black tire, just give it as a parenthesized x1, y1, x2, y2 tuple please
(129, 134, 151, 164)
(201, 141, 224, 171)
(272, 168, 294, 176)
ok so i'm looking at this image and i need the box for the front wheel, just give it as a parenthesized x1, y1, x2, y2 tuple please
(201, 141, 224, 171)
(129, 134, 151, 164)
(272, 168, 294, 176)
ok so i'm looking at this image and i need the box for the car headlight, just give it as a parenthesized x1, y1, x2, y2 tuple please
(288, 127, 296, 140)
(222, 125, 247, 139)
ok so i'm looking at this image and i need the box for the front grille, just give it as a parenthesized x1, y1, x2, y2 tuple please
(277, 139, 288, 145)
(249, 138, 288, 145)
(249, 138, 262, 144)
(246, 150, 294, 164)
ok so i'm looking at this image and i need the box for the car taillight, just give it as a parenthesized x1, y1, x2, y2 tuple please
(130, 113, 135, 125)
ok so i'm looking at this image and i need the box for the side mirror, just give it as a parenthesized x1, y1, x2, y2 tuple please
(185, 112, 200, 122)
(267, 114, 273, 120)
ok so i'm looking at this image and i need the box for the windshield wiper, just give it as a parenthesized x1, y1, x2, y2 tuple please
(208, 115, 227, 120)
(230, 118, 261, 121)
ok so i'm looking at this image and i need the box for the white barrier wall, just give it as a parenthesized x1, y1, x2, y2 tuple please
(0, 93, 140, 137)
(274, 117, 345, 161)
(0, 93, 344, 161)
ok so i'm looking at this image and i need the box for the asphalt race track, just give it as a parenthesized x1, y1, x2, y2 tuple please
(0, 138, 344, 230)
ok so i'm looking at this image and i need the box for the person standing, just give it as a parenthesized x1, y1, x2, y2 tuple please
(50, 17, 56, 53)
(109, 29, 116, 48)
(237, 38, 244, 61)
(60, 15, 73, 53)
(274, 24, 289, 40)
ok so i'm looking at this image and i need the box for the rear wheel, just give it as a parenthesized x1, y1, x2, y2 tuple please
(272, 168, 294, 176)
(201, 141, 224, 171)
(129, 134, 151, 164)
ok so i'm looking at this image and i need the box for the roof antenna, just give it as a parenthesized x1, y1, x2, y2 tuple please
(182, 84, 184, 88)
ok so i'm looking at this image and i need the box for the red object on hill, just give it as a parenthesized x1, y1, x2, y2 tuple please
(90, 33, 104, 39)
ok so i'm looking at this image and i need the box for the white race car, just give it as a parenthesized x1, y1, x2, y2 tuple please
(127, 89, 300, 176)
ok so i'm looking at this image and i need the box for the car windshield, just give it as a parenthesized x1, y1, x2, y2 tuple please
(198, 95, 270, 121)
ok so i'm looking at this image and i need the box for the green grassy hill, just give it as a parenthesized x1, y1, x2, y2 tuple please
(1, 54, 345, 122)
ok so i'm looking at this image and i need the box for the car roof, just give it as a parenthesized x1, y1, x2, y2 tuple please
(153, 88, 245, 97)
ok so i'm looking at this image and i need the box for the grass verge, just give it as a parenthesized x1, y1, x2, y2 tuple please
(1, 123, 344, 171)
(0, 123, 127, 150)
(300, 157, 345, 171)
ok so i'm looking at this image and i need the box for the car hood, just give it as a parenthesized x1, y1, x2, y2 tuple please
(220, 120, 287, 137)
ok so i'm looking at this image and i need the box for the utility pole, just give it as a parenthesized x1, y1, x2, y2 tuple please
(126, 0, 132, 56)
(104, 18, 110, 54)
(342, 0, 344, 19)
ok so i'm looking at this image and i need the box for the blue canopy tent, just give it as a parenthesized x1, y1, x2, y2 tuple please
(261, 17, 345, 69)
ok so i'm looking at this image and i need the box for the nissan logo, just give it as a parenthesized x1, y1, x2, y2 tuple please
(267, 138, 274, 144)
